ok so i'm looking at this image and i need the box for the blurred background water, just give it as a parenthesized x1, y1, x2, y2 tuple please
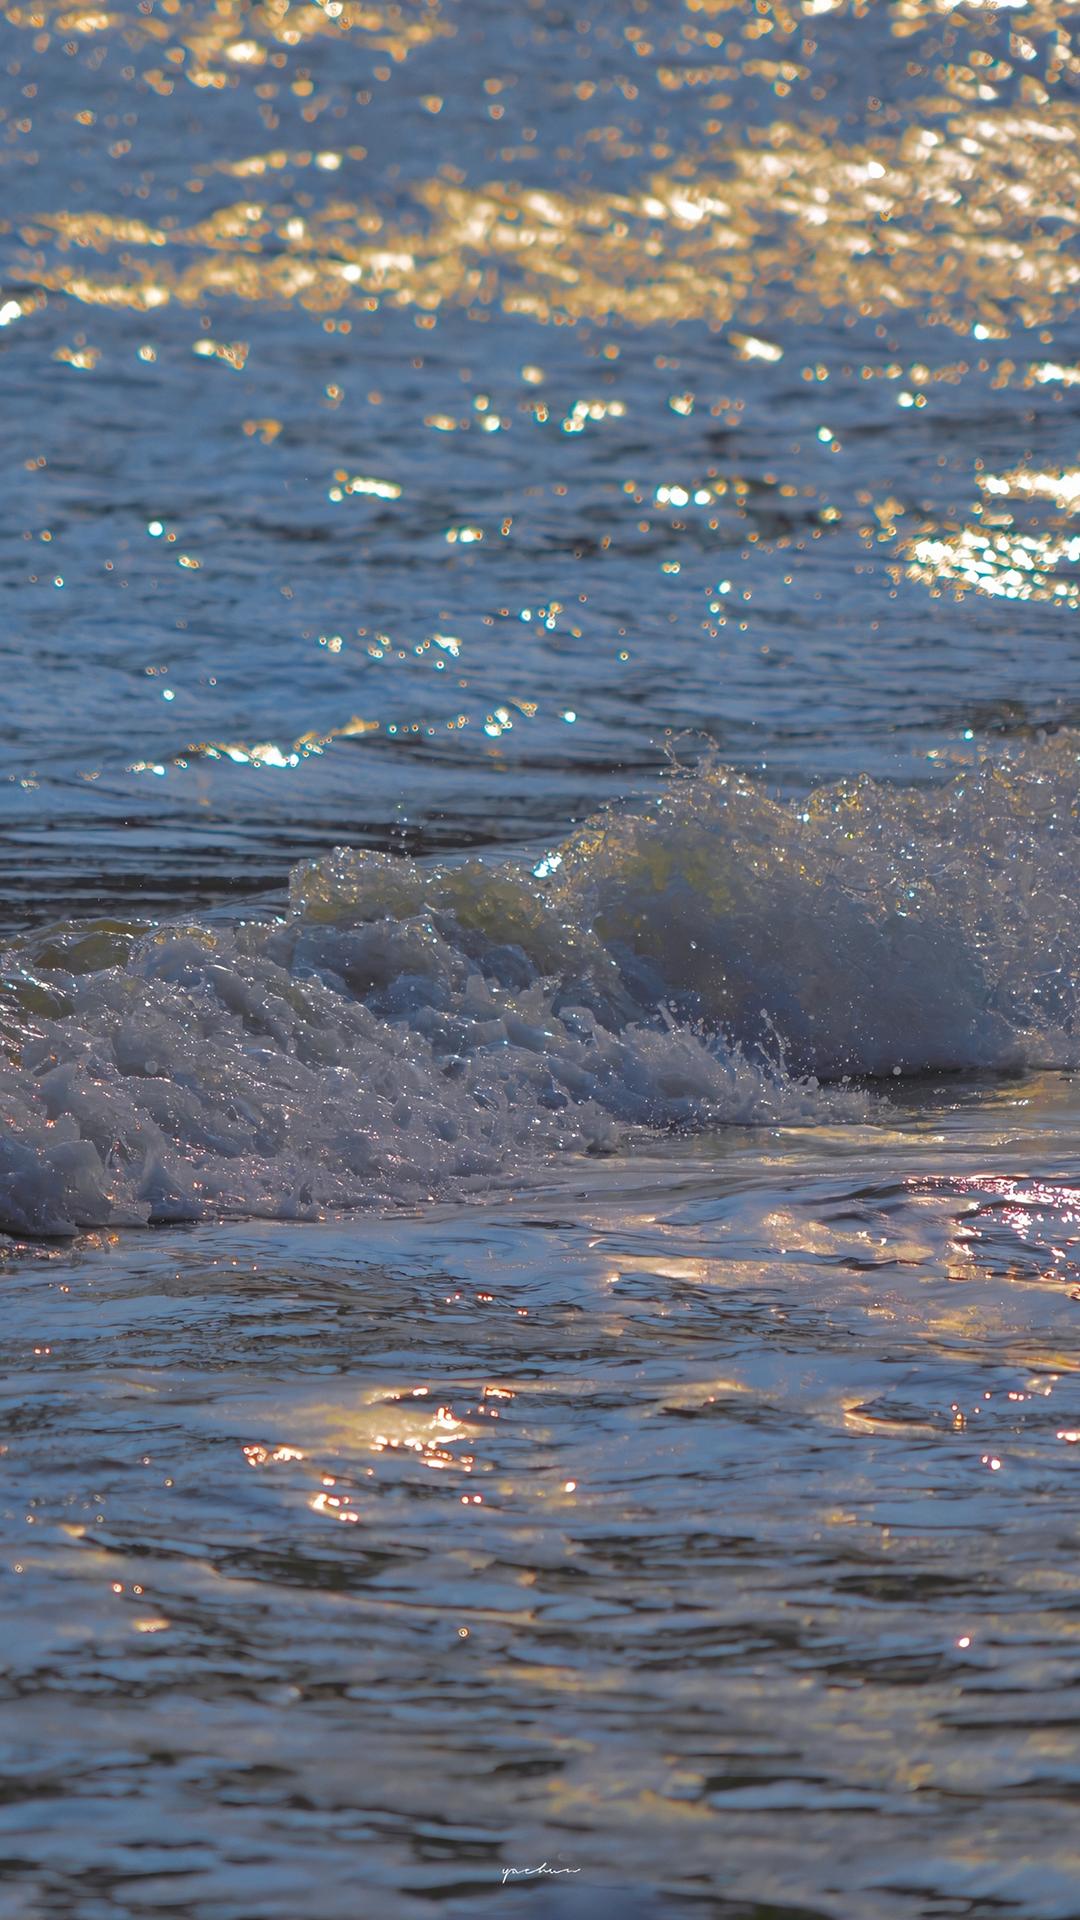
(3, 0, 1080, 1914)
(5, 0, 1080, 918)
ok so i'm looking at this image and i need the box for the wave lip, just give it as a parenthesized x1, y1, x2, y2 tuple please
(3, 734, 1078, 1235)
(553, 745, 1079, 1082)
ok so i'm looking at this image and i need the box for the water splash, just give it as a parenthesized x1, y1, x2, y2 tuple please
(3, 733, 1077, 1235)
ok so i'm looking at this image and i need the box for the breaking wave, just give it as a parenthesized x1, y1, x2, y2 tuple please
(1, 733, 1077, 1235)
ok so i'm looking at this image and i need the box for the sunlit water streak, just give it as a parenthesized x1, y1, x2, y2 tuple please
(3, 0, 1080, 1913)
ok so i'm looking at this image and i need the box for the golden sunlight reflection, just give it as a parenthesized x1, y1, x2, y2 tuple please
(900, 523, 1080, 607)
(128, 711, 383, 776)
(18, 79, 1080, 332)
(4, 0, 448, 87)
(980, 466, 1080, 511)
(244, 1391, 485, 1500)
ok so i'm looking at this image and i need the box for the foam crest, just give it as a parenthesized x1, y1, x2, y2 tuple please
(554, 736, 1080, 1078)
(2, 734, 1076, 1235)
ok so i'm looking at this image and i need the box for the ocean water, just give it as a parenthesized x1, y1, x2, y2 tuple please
(3, 0, 1080, 1912)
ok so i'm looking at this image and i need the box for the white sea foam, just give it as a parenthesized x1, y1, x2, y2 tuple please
(1, 734, 1076, 1235)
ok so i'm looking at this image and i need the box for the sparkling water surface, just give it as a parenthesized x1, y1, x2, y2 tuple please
(3, 0, 1080, 1913)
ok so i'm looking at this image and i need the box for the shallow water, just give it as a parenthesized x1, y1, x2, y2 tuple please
(4, 1090, 1080, 1917)
(3, 0, 1080, 1913)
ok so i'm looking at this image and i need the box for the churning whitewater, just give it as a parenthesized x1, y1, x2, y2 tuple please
(1, 735, 1077, 1236)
